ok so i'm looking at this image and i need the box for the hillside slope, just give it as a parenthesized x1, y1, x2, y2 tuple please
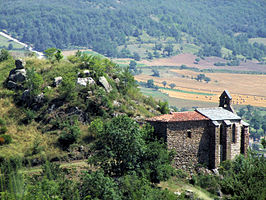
(0, 50, 161, 163)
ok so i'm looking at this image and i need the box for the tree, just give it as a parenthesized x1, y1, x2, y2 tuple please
(89, 116, 146, 176)
(147, 52, 153, 60)
(129, 60, 137, 72)
(169, 83, 176, 89)
(196, 74, 206, 81)
(0, 49, 10, 62)
(204, 77, 211, 83)
(80, 170, 121, 200)
(152, 69, 160, 77)
(162, 81, 167, 88)
(44, 47, 57, 61)
(261, 138, 266, 149)
(158, 101, 170, 114)
(164, 44, 174, 56)
(133, 52, 140, 61)
(146, 79, 155, 88)
(8, 44, 13, 50)
(54, 49, 63, 62)
(88, 116, 174, 182)
(25, 67, 44, 100)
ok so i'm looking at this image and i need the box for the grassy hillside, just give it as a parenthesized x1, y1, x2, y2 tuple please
(0, 50, 162, 163)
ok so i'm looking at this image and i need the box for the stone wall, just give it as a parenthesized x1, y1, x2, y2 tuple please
(231, 122, 241, 159)
(166, 121, 210, 171)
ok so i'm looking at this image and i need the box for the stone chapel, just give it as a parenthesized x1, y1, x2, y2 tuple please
(147, 90, 249, 170)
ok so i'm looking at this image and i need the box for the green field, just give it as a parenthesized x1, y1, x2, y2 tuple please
(249, 37, 266, 45)
(140, 87, 218, 110)
(0, 35, 25, 49)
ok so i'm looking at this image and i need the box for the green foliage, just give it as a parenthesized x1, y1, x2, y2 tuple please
(158, 101, 170, 114)
(89, 116, 174, 183)
(169, 83, 176, 89)
(79, 170, 121, 200)
(54, 49, 63, 62)
(44, 48, 57, 60)
(25, 67, 44, 99)
(0, 134, 12, 145)
(0, 49, 10, 62)
(59, 72, 77, 101)
(58, 120, 81, 150)
(1, 1, 265, 59)
(219, 153, 266, 200)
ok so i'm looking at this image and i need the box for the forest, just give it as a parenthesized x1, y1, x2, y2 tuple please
(0, 0, 266, 60)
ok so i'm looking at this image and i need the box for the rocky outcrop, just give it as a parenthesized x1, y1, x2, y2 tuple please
(76, 77, 95, 87)
(99, 76, 112, 92)
(6, 59, 27, 89)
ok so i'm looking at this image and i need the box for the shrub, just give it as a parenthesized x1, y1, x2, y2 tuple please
(0, 134, 12, 145)
(0, 126, 7, 134)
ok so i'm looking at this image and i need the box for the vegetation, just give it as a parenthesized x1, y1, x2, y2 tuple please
(1, 0, 265, 61)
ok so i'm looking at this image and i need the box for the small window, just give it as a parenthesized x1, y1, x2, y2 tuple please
(232, 124, 236, 143)
(187, 130, 192, 138)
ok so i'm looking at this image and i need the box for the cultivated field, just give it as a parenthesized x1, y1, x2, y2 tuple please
(139, 53, 266, 73)
(135, 69, 266, 107)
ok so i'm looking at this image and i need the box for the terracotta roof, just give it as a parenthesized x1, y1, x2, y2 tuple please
(146, 111, 209, 122)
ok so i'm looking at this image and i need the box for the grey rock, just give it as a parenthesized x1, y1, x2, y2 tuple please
(212, 168, 219, 176)
(114, 78, 120, 84)
(6, 80, 17, 89)
(15, 59, 26, 69)
(113, 100, 121, 107)
(9, 69, 27, 82)
(77, 77, 95, 87)
(21, 89, 30, 101)
(83, 70, 90, 76)
(34, 93, 45, 104)
(99, 76, 112, 92)
(53, 76, 62, 87)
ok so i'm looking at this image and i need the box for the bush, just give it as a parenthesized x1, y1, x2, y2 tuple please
(0, 134, 12, 145)
(58, 121, 81, 149)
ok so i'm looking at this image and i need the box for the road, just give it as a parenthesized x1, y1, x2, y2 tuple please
(0, 31, 45, 59)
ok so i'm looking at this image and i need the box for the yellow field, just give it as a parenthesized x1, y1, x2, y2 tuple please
(135, 69, 266, 107)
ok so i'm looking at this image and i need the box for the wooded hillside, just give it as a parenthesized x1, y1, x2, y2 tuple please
(0, 0, 265, 60)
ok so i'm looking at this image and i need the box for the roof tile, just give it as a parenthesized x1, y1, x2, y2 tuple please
(146, 111, 209, 122)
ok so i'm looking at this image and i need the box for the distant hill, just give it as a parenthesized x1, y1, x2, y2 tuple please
(0, 0, 266, 60)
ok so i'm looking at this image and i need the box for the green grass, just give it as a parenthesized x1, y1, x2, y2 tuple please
(140, 87, 218, 109)
(82, 50, 105, 58)
(159, 87, 215, 96)
(0, 35, 24, 49)
(159, 176, 216, 200)
(249, 37, 266, 45)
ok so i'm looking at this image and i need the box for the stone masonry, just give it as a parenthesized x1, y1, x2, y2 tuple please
(147, 91, 249, 170)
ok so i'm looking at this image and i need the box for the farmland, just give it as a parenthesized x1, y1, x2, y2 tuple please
(135, 68, 266, 107)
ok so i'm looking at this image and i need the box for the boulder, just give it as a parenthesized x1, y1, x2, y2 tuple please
(34, 93, 45, 104)
(83, 70, 90, 76)
(9, 69, 27, 82)
(77, 77, 95, 87)
(99, 76, 112, 92)
(114, 77, 120, 84)
(6, 80, 17, 89)
(53, 76, 62, 87)
(113, 100, 121, 107)
(21, 89, 30, 102)
(15, 59, 26, 69)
